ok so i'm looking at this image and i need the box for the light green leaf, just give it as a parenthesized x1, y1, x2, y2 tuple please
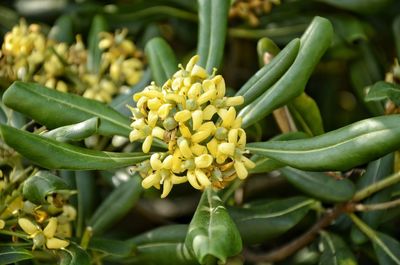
(365, 81, 400, 106)
(42, 117, 99, 142)
(0, 247, 33, 265)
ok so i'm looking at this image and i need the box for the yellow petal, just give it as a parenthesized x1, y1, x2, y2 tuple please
(234, 161, 248, 180)
(150, 153, 163, 170)
(191, 130, 210, 144)
(216, 153, 228, 164)
(142, 135, 153, 153)
(195, 169, 211, 187)
(192, 110, 203, 131)
(0, 219, 5, 230)
(212, 75, 226, 98)
(187, 170, 202, 190)
(242, 155, 256, 169)
(129, 130, 144, 142)
(198, 121, 216, 134)
(158, 104, 173, 119)
(18, 218, 39, 235)
(197, 89, 216, 105)
(232, 117, 243, 129)
(162, 155, 173, 169)
(166, 94, 185, 104)
(225, 96, 244, 106)
(148, 111, 158, 127)
(185, 55, 200, 72)
(203, 105, 217, 120)
(172, 150, 183, 173)
(237, 129, 247, 148)
(207, 138, 218, 157)
(171, 175, 188, 184)
(161, 178, 173, 198)
(202, 79, 215, 92)
(191, 144, 208, 156)
(131, 119, 146, 130)
(174, 110, 191, 123)
(152, 127, 165, 139)
(178, 138, 192, 159)
(221, 107, 236, 128)
(179, 123, 192, 138)
(191, 65, 208, 79)
(228, 129, 238, 144)
(188, 83, 202, 99)
(43, 217, 57, 239)
(172, 77, 183, 90)
(142, 173, 160, 189)
(194, 154, 213, 168)
(147, 98, 162, 111)
(218, 142, 235, 156)
(46, 237, 69, 249)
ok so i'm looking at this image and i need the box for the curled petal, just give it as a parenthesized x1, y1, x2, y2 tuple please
(174, 110, 191, 123)
(46, 237, 69, 249)
(150, 153, 163, 170)
(179, 123, 192, 138)
(43, 217, 57, 239)
(197, 89, 216, 105)
(166, 94, 185, 104)
(171, 175, 188, 184)
(242, 155, 256, 169)
(185, 55, 200, 72)
(218, 142, 235, 156)
(203, 105, 217, 120)
(161, 178, 173, 198)
(202, 80, 215, 92)
(191, 144, 208, 156)
(195, 154, 213, 168)
(225, 96, 244, 106)
(228, 129, 238, 144)
(152, 127, 165, 139)
(147, 98, 162, 111)
(187, 170, 202, 190)
(195, 169, 211, 187)
(212, 75, 226, 98)
(162, 155, 173, 169)
(191, 130, 210, 144)
(142, 173, 160, 189)
(191, 65, 208, 79)
(207, 138, 218, 157)
(221, 107, 236, 128)
(142, 135, 153, 153)
(192, 110, 203, 131)
(129, 129, 144, 142)
(158, 104, 173, 119)
(188, 83, 202, 99)
(18, 218, 39, 235)
(234, 161, 248, 180)
(178, 138, 192, 159)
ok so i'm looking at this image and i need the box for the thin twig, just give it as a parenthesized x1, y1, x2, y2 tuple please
(243, 205, 344, 263)
(355, 197, 400, 212)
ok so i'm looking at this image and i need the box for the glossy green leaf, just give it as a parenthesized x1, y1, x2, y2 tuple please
(197, 0, 229, 72)
(0, 247, 33, 265)
(59, 242, 90, 265)
(0, 124, 150, 170)
(89, 238, 136, 257)
(236, 38, 300, 108)
(22, 171, 70, 205)
(129, 224, 189, 245)
(145, 37, 178, 86)
(75, 171, 97, 237)
(351, 153, 394, 244)
(239, 16, 333, 128)
(3, 81, 131, 137)
(365, 81, 400, 106)
(185, 188, 242, 264)
(319, 231, 357, 265)
(256, 37, 281, 67)
(280, 167, 355, 202)
(87, 15, 108, 74)
(229, 197, 315, 244)
(374, 232, 400, 265)
(110, 68, 152, 116)
(89, 175, 142, 235)
(48, 14, 75, 44)
(288, 93, 324, 136)
(42, 117, 99, 142)
(248, 115, 400, 171)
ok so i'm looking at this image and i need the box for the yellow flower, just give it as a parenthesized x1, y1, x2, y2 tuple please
(129, 55, 254, 197)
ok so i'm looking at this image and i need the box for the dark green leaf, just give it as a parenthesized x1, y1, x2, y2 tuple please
(366, 81, 400, 106)
(317, 0, 392, 14)
(42, 117, 99, 142)
(280, 167, 355, 202)
(0, 124, 150, 170)
(229, 197, 315, 244)
(75, 171, 97, 237)
(87, 15, 108, 74)
(89, 175, 142, 235)
(319, 231, 357, 265)
(128, 224, 188, 245)
(22, 171, 70, 205)
(197, 0, 229, 72)
(3, 81, 131, 137)
(0, 247, 33, 265)
(248, 115, 400, 171)
(48, 14, 75, 44)
(59, 242, 91, 265)
(185, 188, 242, 264)
(373, 232, 400, 265)
(145, 37, 178, 86)
(89, 238, 136, 257)
(329, 14, 367, 44)
(393, 15, 400, 59)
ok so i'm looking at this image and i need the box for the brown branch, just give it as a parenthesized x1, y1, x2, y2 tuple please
(243, 205, 345, 263)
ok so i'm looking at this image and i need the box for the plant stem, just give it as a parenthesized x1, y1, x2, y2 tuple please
(352, 171, 400, 202)
(348, 213, 376, 239)
(80, 226, 93, 250)
(355, 197, 400, 212)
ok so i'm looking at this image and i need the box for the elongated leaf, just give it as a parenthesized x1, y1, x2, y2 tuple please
(288, 93, 324, 136)
(374, 232, 400, 265)
(75, 171, 97, 237)
(229, 197, 315, 244)
(59, 242, 90, 265)
(22, 171, 70, 205)
(197, 0, 229, 72)
(128, 224, 189, 245)
(236, 38, 300, 108)
(42, 117, 99, 142)
(145, 37, 178, 86)
(89, 176, 142, 235)
(3, 81, 131, 137)
(0, 247, 33, 265)
(0, 125, 150, 170)
(280, 167, 355, 202)
(48, 14, 74, 44)
(87, 15, 108, 74)
(319, 231, 357, 265)
(239, 16, 333, 128)
(185, 188, 242, 264)
(394, 15, 400, 59)
(247, 115, 400, 171)
(89, 238, 136, 257)
(256, 37, 281, 67)
(366, 81, 400, 106)
(317, 0, 392, 14)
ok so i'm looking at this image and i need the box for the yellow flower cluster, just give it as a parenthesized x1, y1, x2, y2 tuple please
(0, 20, 144, 103)
(129, 55, 255, 198)
(229, 0, 280, 26)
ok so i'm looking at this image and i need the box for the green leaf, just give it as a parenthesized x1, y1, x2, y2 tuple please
(317, 0, 392, 14)
(236, 38, 300, 108)
(3, 81, 131, 137)
(373, 232, 400, 265)
(0, 124, 150, 170)
(89, 175, 142, 235)
(329, 14, 367, 44)
(48, 14, 75, 44)
(229, 197, 315, 244)
(185, 188, 242, 264)
(197, 0, 230, 72)
(0, 247, 33, 265)
(288, 93, 324, 136)
(319, 231, 358, 265)
(365, 81, 400, 106)
(42, 117, 99, 142)
(239, 16, 333, 128)
(256, 37, 281, 67)
(59, 242, 91, 265)
(75, 171, 97, 237)
(280, 167, 355, 203)
(128, 224, 188, 245)
(89, 238, 136, 257)
(247, 115, 400, 171)
(393, 15, 400, 59)
(87, 15, 108, 74)
(145, 37, 178, 86)
(22, 171, 70, 205)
